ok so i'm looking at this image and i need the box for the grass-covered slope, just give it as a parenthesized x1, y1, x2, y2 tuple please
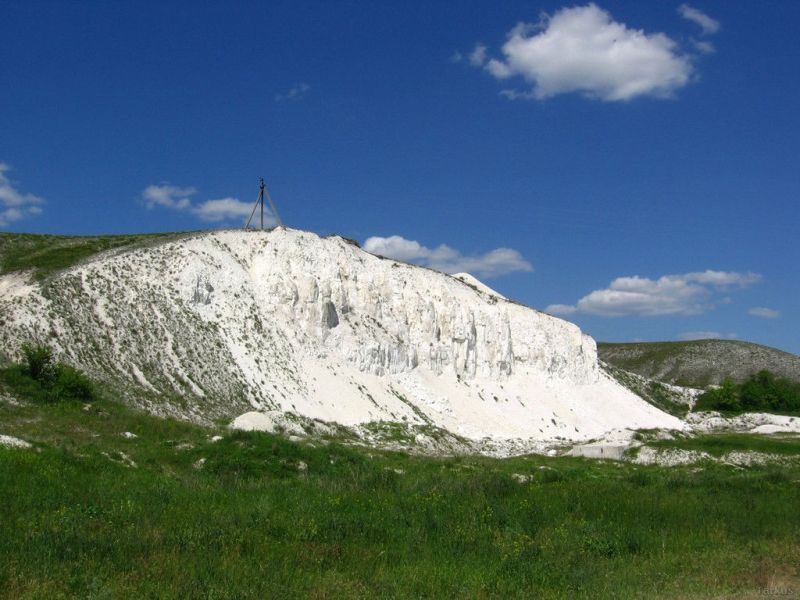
(2, 378, 800, 598)
(600, 362, 695, 417)
(0, 231, 192, 280)
(599, 340, 800, 388)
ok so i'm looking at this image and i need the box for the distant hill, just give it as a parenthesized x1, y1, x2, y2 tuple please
(598, 340, 800, 388)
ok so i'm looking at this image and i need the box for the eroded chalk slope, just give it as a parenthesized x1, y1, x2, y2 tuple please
(0, 228, 683, 445)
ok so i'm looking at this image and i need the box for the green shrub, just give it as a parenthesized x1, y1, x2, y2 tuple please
(50, 365, 95, 402)
(3, 344, 95, 403)
(21, 343, 56, 383)
(695, 371, 800, 415)
(695, 377, 740, 412)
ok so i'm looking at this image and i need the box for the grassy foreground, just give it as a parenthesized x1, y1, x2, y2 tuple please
(2, 394, 800, 598)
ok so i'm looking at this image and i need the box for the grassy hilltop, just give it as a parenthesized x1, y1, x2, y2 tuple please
(0, 231, 194, 280)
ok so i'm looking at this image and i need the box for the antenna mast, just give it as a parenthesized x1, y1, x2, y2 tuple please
(245, 177, 283, 229)
(260, 177, 265, 229)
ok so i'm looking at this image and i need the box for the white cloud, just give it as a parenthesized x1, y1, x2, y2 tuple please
(691, 39, 715, 54)
(545, 303, 577, 315)
(141, 184, 269, 225)
(498, 89, 537, 101)
(550, 270, 761, 317)
(469, 44, 488, 67)
(677, 331, 736, 341)
(274, 83, 310, 102)
(682, 270, 761, 287)
(576, 275, 711, 316)
(479, 3, 694, 101)
(363, 235, 533, 279)
(142, 184, 196, 210)
(0, 163, 45, 227)
(364, 235, 428, 262)
(749, 307, 780, 319)
(192, 197, 263, 223)
(678, 4, 720, 35)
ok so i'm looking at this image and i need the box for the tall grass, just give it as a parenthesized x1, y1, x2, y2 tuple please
(1, 387, 799, 597)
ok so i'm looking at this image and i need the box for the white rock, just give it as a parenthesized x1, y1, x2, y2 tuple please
(633, 447, 712, 466)
(0, 434, 32, 449)
(750, 424, 798, 434)
(568, 444, 629, 460)
(102, 451, 137, 468)
(689, 412, 800, 434)
(0, 228, 685, 453)
(451, 272, 506, 299)
(231, 411, 305, 435)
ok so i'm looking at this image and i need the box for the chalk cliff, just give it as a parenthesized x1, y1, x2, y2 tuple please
(0, 228, 683, 447)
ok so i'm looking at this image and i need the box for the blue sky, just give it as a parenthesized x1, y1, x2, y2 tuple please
(1, 1, 798, 354)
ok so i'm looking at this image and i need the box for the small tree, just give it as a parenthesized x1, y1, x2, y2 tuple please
(17, 343, 95, 402)
(21, 343, 56, 383)
(51, 365, 95, 402)
(713, 378, 741, 412)
(696, 377, 740, 413)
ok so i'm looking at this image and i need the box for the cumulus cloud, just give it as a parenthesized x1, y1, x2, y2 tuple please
(0, 163, 45, 228)
(477, 3, 694, 101)
(677, 331, 736, 341)
(192, 197, 257, 222)
(274, 83, 310, 102)
(749, 307, 780, 319)
(364, 235, 428, 262)
(547, 270, 761, 317)
(363, 235, 533, 279)
(557, 275, 713, 316)
(678, 4, 720, 35)
(141, 184, 272, 225)
(142, 184, 195, 210)
(545, 304, 577, 316)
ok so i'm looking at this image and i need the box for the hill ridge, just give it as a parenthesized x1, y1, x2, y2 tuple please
(598, 339, 800, 388)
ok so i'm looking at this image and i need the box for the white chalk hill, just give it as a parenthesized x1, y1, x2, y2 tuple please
(0, 228, 681, 446)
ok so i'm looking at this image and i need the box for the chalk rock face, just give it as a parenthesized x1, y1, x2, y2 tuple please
(0, 228, 683, 444)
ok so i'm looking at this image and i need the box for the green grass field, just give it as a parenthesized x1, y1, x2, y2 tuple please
(2, 380, 800, 599)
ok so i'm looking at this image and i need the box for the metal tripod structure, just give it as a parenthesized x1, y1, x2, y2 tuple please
(245, 177, 283, 229)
